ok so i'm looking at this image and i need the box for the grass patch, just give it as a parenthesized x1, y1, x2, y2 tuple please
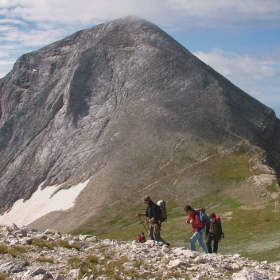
(266, 180, 278, 193)
(36, 256, 54, 263)
(194, 195, 242, 212)
(0, 244, 8, 254)
(67, 255, 101, 279)
(209, 151, 254, 183)
(0, 273, 9, 280)
(241, 246, 280, 263)
(67, 256, 83, 268)
(32, 238, 54, 250)
(8, 245, 28, 257)
(216, 203, 280, 262)
(55, 240, 81, 250)
(66, 253, 142, 279)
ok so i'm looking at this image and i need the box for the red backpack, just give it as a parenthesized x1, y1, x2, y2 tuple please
(192, 212, 203, 229)
(215, 215, 225, 238)
(136, 234, 146, 243)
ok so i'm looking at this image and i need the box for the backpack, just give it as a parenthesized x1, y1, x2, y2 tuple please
(156, 200, 167, 222)
(215, 215, 225, 238)
(192, 212, 203, 229)
(136, 234, 146, 243)
(197, 209, 210, 227)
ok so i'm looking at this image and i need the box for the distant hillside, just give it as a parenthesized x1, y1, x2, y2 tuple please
(0, 15, 279, 240)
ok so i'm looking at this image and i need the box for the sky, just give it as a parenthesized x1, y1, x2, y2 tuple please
(0, 0, 280, 116)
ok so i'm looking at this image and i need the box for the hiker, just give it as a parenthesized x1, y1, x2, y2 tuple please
(136, 195, 170, 246)
(205, 213, 223, 253)
(184, 205, 208, 253)
(136, 232, 146, 243)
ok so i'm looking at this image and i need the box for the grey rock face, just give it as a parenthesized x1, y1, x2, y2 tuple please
(0, 16, 279, 232)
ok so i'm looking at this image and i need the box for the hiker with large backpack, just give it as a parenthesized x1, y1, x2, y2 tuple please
(136, 195, 170, 246)
(205, 213, 223, 253)
(184, 205, 208, 253)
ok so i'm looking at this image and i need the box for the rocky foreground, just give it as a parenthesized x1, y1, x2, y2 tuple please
(0, 224, 279, 280)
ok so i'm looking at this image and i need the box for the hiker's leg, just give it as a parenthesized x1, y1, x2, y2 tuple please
(213, 238, 219, 253)
(206, 235, 212, 253)
(149, 226, 154, 240)
(197, 233, 208, 254)
(190, 232, 200, 251)
(154, 226, 168, 245)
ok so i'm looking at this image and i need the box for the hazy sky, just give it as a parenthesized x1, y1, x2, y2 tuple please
(1, 0, 280, 112)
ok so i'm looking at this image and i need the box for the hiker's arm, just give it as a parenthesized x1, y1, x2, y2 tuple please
(218, 222, 223, 241)
(136, 213, 146, 217)
(205, 223, 210, 235)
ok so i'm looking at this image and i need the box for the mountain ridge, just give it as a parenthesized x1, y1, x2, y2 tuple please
(0, 16, 279, 234)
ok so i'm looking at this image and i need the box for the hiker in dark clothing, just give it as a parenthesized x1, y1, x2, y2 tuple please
(205, 213, 223, 253)
(136, 195, 170, 246)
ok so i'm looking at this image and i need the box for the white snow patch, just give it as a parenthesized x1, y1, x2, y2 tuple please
(0, 180, 89, 227)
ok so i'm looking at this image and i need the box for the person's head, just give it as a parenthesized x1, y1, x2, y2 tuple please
(208, 212, 216, 222)
(143, 195, 151, 204)
(141, 232, 145, 236)
(184, 205, 193, 213)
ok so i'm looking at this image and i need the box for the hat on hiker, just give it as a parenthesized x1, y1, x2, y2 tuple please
(143, 195, 151, 203)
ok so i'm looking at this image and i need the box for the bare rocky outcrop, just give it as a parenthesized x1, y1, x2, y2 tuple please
(0, 224, 280, 280)
(0, 16, 279, 232)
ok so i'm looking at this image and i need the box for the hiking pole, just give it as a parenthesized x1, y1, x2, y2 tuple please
(138, 215, 149, 234)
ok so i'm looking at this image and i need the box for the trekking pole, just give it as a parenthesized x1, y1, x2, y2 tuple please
(138, 215, 149, 234)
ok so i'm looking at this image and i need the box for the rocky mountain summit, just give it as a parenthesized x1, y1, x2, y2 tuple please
(0, 16, 279, 233)
(0, 224, 280, 280)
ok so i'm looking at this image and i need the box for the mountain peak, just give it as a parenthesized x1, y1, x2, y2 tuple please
(0, 17, 279, 235)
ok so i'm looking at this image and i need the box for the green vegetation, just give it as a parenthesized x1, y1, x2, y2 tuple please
(54, 240, 81, 250)
(98, 195, 280, 263)
(36, 256, 54, 263)
(32, 238, 54, 250)
(71, 144, 280, 263)
(7, 245, 28, 257)
(67, 254, 142, 279)
(64, 247, 202, 279)
(266, 180, 278, 193)
(209, 151, 253, 183)
(67, 256, 83, 268)
(0, 273, 9, 280)
(0, 244, 8, 254)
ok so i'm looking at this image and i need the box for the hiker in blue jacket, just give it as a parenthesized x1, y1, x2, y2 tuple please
(136, 195, 170, 246)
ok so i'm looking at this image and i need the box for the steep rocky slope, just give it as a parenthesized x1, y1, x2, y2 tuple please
(0, 16, 279, 233)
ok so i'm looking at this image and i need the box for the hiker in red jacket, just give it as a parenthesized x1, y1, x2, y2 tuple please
(184, 205, 208, 253)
